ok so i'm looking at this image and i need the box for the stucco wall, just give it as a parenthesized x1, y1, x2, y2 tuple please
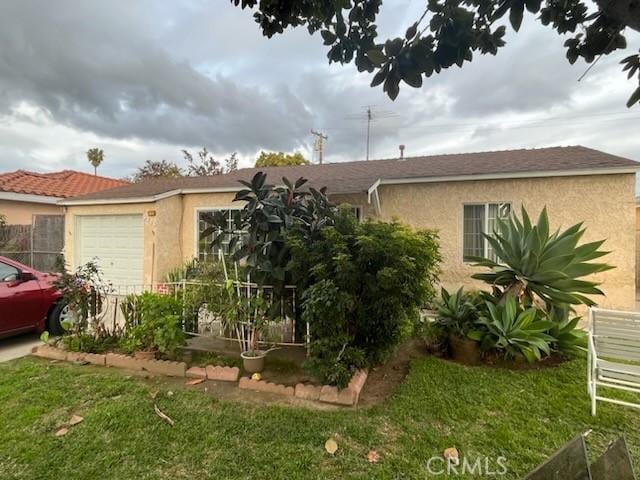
(0, 200, 63, 225)
(376, 174, 636, 310)
(64, 173, 636, 310)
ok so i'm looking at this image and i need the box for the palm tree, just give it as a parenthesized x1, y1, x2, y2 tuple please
(87, 148, 104, 176)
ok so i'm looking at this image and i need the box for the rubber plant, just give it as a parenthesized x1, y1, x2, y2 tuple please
(469, 206, 613, 312)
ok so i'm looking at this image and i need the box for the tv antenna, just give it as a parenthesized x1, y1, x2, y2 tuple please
(310, 129, 328, 164)
(344, 105, 398, 160)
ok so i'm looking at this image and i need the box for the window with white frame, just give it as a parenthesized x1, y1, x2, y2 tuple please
(463, 202, 511, 262)
(350, 206, 362, 221)
(197, 209, 245, 261)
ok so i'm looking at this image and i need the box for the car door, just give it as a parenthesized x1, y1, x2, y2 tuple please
(0, 261, 44, 334)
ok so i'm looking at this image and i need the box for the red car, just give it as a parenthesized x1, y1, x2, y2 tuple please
(0, 256, 68, 338)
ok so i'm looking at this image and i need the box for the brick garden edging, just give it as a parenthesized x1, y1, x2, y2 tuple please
(31, 345, 368, 406)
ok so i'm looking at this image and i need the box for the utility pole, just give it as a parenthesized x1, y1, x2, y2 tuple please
(311, 129, 328, 164)
(365, 107, 372, 161)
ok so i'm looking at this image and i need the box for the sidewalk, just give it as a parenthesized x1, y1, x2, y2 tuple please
(0, 333, 41, 362)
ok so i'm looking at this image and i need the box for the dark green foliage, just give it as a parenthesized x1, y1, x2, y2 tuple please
(290, 209, 441, 385)
(434, 287, 482, 337)
(121, 292, 185, 356)
(231, 1, 640, 106)
(202, 171, 335, 317)
(469, 296, 555, 363)
(470, 206, 613, 311)
(61, 332, 121, 354)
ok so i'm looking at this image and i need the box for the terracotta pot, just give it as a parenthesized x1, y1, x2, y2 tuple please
(449, 335, 481, 365)
(241, 350, 267, 373)
(134, 350, 156, 360)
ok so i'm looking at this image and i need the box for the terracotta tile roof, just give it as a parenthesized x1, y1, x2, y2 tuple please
(0, 169, 128, 198)
(62, 146, 639, 203)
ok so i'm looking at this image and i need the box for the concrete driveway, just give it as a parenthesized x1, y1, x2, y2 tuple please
(0, 333, 41, 362)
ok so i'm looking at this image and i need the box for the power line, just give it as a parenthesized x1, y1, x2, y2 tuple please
(321, 110, 639, 134)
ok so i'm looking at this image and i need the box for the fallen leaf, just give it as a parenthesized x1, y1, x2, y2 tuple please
(367, 450, 381, 463)
(154, 404, 175, 427)
(443, 447, 459, 465)
(55, 428, 69, 437)
(325, 438, 338, 455)
(185, 378, 205, 386)
(150, 390, 159, 400)
(69, 415, 84, 426)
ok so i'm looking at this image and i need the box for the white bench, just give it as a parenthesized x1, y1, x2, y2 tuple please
(588, 307, 640, 415)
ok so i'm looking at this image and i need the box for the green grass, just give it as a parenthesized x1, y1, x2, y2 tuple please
(0, 356, 638, 479)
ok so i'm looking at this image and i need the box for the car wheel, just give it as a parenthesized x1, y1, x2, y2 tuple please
(48, 302, 72, 336)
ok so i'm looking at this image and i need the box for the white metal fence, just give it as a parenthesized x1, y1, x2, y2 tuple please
(98, 281, 306, 348)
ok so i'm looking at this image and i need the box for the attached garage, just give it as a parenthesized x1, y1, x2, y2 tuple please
(75, 214, 144, 286)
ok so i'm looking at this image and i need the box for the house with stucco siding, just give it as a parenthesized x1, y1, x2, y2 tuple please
(59, 146, 639, 310)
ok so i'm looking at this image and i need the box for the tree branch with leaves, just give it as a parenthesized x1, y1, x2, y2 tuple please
(232, 0, 640, 106)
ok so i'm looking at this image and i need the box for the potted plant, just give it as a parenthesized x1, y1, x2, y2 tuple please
(121, 292, 185, 360)
(222, 280, 274, 373)
(417, 316, 447, 356)
(435, 287, 482, 364)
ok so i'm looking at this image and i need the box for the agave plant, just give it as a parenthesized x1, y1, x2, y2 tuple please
(469, 296, 555, 363)
(546, 306, 587, 356)
(469, 206, 613, 311)
(435, 287, 479, 337)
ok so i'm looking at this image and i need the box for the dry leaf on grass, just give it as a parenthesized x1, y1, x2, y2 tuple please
(367, 450, 381, 463)
(55, 428, 69, 437)
(185, 378, 205, 386)
(69, 415, 84, 426)
(325, 438, 338, 455)
(154, 404, 175, 427)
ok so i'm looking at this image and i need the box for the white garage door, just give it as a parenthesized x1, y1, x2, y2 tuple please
(75, 215, 144, 287)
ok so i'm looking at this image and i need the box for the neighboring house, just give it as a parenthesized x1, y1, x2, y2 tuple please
(59, 146, 639, 310)
(0, 170, 127, 270)
(0, 169, 127, 224)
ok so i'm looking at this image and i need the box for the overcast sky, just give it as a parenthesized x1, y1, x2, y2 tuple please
(0, 0, 638, 179)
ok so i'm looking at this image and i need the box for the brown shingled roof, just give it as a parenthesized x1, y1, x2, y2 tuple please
(61, 146, 639, 204)
(0, 169, 128, 198)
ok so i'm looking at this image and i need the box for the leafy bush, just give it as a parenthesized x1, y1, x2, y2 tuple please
(470, 206, 613, 311)
(202, 171, 335, 313)
(121, 292, 185, 356)
(434, 287, 481, 337)
(469, 296, 555, 363)
(290, 209, 441, 385)
(62, 331, 121, 354)
(414, 317, 447, 355)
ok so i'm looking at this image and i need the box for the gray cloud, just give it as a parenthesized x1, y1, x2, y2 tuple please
(0, 0, 637, 179)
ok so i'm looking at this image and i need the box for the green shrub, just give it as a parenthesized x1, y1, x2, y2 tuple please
(290, 210, 441, 384)
(121, 292, 185, 357)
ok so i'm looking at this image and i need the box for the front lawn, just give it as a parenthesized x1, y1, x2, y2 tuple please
(0, 356, 638, 479)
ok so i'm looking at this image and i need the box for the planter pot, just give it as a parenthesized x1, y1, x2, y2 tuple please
(425, 339, 447, 356)
(241, 350, 267, 373)
(134, 350, 156, 361)
(448, 335, 481, 365)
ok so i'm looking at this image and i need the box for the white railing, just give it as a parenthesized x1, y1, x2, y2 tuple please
(98, 281, 306, 348)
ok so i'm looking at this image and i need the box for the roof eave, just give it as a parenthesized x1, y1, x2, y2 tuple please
(373, 166, 640, 188)
(0, 191, 61, 204)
